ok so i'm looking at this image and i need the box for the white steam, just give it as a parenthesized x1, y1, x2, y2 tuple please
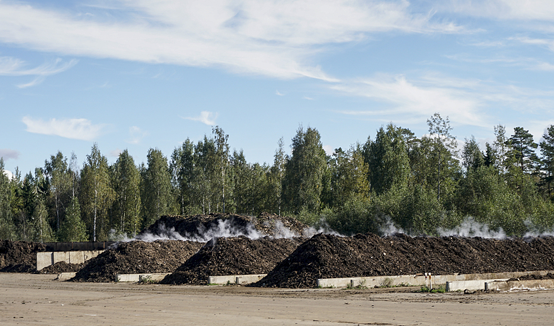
(437, 217, 506, 239)
(523, 219, 554, 238)
(379, 216, 405, 236)
(302, 219, 343, 238)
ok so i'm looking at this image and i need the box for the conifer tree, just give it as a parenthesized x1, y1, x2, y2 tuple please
(59, 197, 88, 242)
(141, 148, 172, 228)
(111, 150, 141, 236)
(282, 126, 326, 214)
(0, 158, 15, 240)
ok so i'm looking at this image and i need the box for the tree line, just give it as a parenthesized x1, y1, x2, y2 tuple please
(1, 114, 554, 242)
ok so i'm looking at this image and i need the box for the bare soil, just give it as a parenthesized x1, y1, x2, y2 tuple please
(161, 236, 303, 285)
(1, 273, 554, 326)
(71, 240, 203, 282)
(254, 233, 554, 288)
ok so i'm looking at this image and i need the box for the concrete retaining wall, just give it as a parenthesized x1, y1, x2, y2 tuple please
(116, 273, 170, 282)
(486, 279, 554, 292)
(208, 274, 267, 285)
(36, 250, 104, 271)
(317, 270, 554, 289)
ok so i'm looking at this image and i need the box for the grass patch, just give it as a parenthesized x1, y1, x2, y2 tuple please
(418, 285, 446, 293)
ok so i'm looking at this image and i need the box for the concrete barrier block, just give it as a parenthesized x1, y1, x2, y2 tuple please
(445, 279, 508, 292)
(53, 251, 71, 265)
(208, 274, 267, 285)
(56, 272, 77, 281)
(318, 270, 554, 289)
(236, 274, 266, 285)
(36, 252, 53, 271)
(116, 273, 171, 282)
(486, 279, 554, 292)
(69, 251, 85, 264)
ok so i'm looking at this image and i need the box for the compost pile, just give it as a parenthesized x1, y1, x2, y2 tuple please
(71, 240, 203, 282)
(253, 233, 554, 288)
(160, 236, 303, 285)
(0, 240, 47, 273)
(144, 212, 308, 240)
(37, 261, 85, 274)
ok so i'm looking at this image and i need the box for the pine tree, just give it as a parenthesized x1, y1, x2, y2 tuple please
(507, 127, 539, 189)
(540, 125, 554, 199)
(141, 148, 172, 228)
(0, 158, 16, 240)
(111, 150, 141, 236)
(59, 197, 88, 242)
(364, 124, 410, 195)
(282, 126, 327, 214)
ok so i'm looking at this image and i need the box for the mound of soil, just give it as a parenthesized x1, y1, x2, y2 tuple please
(160, 236, 303, 285)
(0, 240, 47, 273)
(71, 240, 203, 282)
(37, 261, 85, 274)
(253, 234, 554, 288)
(143, 213, 307, 240)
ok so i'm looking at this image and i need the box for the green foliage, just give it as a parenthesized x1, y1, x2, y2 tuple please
(111, 150, 141, 237)
(418, 285, 446, 293)
(282, 126, 327, 214)
(59, 197, 88, 242)
(0, 158, 16, 240)
(80, 144, 114, 241)
(5, 116, 554, 240)
(141, 148, 173, 228)
(364, 124, 410, 195)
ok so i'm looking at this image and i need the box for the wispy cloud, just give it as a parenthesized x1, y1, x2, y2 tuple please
(22, 116, 106, 141)
(332, 74, 485, 127)
(439, 0, 554, 21)
(0, 149, 20, 160)
(0, 56, 77, 87)
(126, 126, 148, 144)
(0, 1, 461, 80)
(110, 149, 122, 157)
(333, 72, 554, 127)
(183, 111, 218, 126)
(275, 90, 284, 96)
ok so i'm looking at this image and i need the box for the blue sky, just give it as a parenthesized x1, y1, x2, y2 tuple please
(2, 0, 554, 176)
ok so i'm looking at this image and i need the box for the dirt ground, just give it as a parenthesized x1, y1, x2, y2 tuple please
(1, 273, 552, 326)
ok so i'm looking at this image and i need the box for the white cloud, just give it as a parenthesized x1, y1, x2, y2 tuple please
(333, 72, 554, 128)
(323, 145, 334, 156)
(0, 149, 20, 160)
(126, 126, 148, 144)
(332, 74, 485, 127)
(303, 96, 314, 100)
(0, 1, 460, 80)
(2, 170, 14, 180)
(0, 56, 77, 87)
(22, 116, 106, 141)
(442, 0, 554, 21)
(275, 90, 284, 96)
(183, 111, 219, 126)
(17, 76, 45, 88)
(110, 149, 122, 157)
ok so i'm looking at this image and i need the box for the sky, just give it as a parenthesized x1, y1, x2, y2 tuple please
(2, 0, 554, 177)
